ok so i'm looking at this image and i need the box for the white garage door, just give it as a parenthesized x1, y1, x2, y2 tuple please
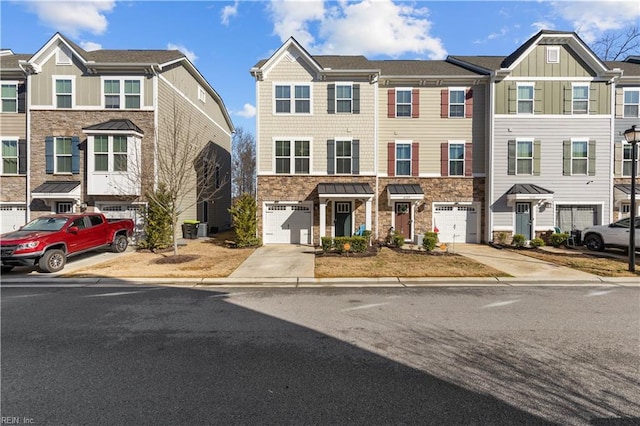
(433, 204, 479, 243)
(97, 204, 145, 242)
(264, 203, 311, 244)
(1, 205, 27, 234)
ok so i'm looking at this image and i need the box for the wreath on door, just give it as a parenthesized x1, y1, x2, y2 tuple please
(397, 204, 409, 214)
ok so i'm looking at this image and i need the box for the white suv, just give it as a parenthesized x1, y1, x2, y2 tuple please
(582, 216, 640, 251)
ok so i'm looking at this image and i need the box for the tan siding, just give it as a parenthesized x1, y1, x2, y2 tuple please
(0, 115, 27, 137)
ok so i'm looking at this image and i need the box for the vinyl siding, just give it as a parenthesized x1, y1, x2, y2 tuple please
(510, 45, 596, 78)
(0, 115, 27, 138)
(378, 84, 486, 175)
(492, 116, 612, 229)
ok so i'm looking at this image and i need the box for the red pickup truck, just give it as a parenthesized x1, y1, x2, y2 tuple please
(1, 213, 134, 273)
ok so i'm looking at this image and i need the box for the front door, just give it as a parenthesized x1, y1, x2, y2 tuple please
(515, 202, 532, 240)
(335, 202, 351, 237)
(395, 202, 411, 240)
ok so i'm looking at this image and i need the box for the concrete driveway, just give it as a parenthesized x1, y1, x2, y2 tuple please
(229, 244, 315, 279)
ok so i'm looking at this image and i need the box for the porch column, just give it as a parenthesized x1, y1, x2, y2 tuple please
(365, 198, 372, 231)
(319, 198, 327, 239)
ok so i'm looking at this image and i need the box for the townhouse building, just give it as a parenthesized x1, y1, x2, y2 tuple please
(0, 33, 234, 236)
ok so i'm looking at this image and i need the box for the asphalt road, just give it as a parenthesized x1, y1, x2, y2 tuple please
(1, 283, 639, 425)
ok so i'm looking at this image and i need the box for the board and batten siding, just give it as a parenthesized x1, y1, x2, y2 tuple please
(377, 84, 486, 175)
(509, 45, 596, 78)
(491, 116, 612, 229)
(257, 54, 376, 175)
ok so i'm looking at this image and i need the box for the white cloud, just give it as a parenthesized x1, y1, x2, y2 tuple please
(221, 1, 239, 26)
(80, 41, 102, 51)
(234, 104, 256, 118)
(167, 43, 198, 63)
(25, 1, 115, 37)
(549, 0, 640, 43)
(268, 0, 446, 59)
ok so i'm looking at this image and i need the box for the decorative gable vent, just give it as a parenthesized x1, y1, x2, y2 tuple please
(546, 46, 560, 64)
(56, 45, 72, 65)
(285, 49, 299, 63)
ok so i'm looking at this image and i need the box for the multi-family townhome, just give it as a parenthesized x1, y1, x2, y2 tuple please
(607, 57, 640, 220)
(451, 30, 624, 242)
(0, 33, 234, 236)
(0, 49, 30, 233)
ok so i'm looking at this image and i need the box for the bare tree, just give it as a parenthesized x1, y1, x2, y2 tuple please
(231, 126, 256, 199)
(591, 25, 640, 61)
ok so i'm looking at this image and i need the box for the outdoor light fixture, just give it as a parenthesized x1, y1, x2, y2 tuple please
(623, 125, 640, 272)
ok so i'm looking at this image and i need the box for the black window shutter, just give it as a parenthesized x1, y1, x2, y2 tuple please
(72, 136, 80, 174)
(18, 139, 26, 174)
(327, 84, 335, 114)
(17, 83, 26, 113)
(352, 84, 360, 114)
(352, 139, 359, 175)
(327, 139, 335, 175)
(45, 136, 54, 174)
(507, 140, 516, 175)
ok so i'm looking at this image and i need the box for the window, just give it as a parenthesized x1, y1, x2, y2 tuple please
(573, 84, 589, 114)
(94, 136, 109, 171)
(449, 143, 464, 176)
(449, 89, 465, 117)
(516, 140, 533, 175)
(623, 143, 637, 177)
(56, 202, 73, 214)
(275, 140, 290, 173)
(56, 79, 72, 108)
(517, 83, 534, 114)
(55, 137, 72, 173)
(621, 203, 631, 216)
(1, 83, 17, 112)
(103, 79, 141, 109)
(547, 46, 560, 63)
(396, 143, 411, 176)
(274, 84, 311, 114)
(396, 89, 412, 117)
(572, 141, 588, 175)
(336, 84, 352, 113)
(198, 86, 206, 103)
(336, 140, 352, 174)
(113, 136, 127, 172)
(1, 139, 18, 174)
(624, 89, 639, 118)
(294, 140, 309, 174)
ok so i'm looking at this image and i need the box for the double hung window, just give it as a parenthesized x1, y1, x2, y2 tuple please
(571, 141, 588, 175)
(572, 85, 589, 114)
(1, 139, 18, 174)
(449, 89, 465, 117)
(1, 83, 17, 112)
(516, 141, 533, 175)
(56, 79, 72, 108)
(624, 89, 639, 117)
(396, 89, 412, 117)
(396, 143, 411, 176)
(274, 84, 311, 114)
(55, 137, 73, 173)
(449, 143, 464, 176)
(335, 140, 352, 174)
(517, 84, 534, 114)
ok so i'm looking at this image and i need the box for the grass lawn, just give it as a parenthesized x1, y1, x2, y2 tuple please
(315, 247, 508, 278)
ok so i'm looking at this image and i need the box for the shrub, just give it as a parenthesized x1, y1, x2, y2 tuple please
(530, 237, 545, 248)
(549, 232, 569, 247)
(333, 236, 367, 253)
(321, 237, 333, 252)
(386, 230, 405, 248)
(362, 230, 372, 244)
(229, 193, 261, 247)
(512, 233, 526, 248)
(422, 232, 438, 252)
(138, 183, 172, 251)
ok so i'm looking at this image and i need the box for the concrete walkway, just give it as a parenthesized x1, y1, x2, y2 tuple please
(229, 244, 315, 278)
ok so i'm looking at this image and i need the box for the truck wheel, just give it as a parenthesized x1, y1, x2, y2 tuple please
(38, 249, 66, 273)
(1, 265, 14, 274)
(584, 234, 604, 252)
(112, 235, 129, 253)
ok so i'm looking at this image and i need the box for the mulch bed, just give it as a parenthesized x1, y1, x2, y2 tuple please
(315, 245, 454, 257)
(153, 254, 201, 264)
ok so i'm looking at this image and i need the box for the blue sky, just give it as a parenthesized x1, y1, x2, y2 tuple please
(2, 0, 640, 136)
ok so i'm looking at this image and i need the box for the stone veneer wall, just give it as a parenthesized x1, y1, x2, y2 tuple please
(29, 110, 155, 218)
(257, 175, 376, 244)
(1, 176, 27, 203)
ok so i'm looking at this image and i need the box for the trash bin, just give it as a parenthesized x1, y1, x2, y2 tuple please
(182, 220, 199, 239)
(570, 229, 582, 246)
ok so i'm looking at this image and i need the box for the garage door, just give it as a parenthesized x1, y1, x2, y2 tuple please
(1, 205, 27, 234)
(97, 204, 145, 242)
(433, 204, 479, 243)
(264, 203, 311, 244)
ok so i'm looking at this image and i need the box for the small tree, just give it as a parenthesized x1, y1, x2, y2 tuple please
(229, 193, 261, 247)
(138, 183, 172, 251)
(231, 127, 256, 199)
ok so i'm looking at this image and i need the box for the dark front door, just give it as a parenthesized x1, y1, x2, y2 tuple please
(335, 202, 351, 237)
(395, 202, 411, 240)
(515, 202, 532, 240)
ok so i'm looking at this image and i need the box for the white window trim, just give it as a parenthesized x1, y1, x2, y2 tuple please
(623, 87, 640, 118)
(1, 137, 19, 175)
(335, 82, 353, 114)
(395, 140, 412, 176)
(272, 137, 313, 174)
(335, 137, 353, 175)
(54, 136, 73, 174)
(395, 88, 412, 118)
(572, 82, 589, 115)
(516, 82, 534, 115)
(546, 46, 560, 64)
(272, 82, 313, 115)
(622, 141, 638, 177)
(515, 138, 534, 176)
(448, 140, 465, 176)
(100, 77, 143, 110)
(52, 75, 75, 109)
(570, 138, 589, 176)
(1, 81, 18, 113)
(448, 87, 466, 118)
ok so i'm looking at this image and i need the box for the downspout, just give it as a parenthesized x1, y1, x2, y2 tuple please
(487, 72, 496, 243)
(608, 77, 617, 224)
(374, 75, 379, 241)
(25, 72, 31, 222)
(254, 76, 261, 241)
(152, 66, 159, 191)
